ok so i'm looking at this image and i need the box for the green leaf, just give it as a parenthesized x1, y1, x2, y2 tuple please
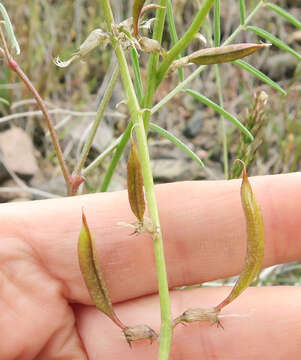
(234, 59, 287, 95)
(167, 0, 184, 82)
(130, 48, 144, 105)
(0, 97, 9, 106)
(247, 25, 301, 61)
(0, 3, 20, 54)
(149, 122, 205, 168)
(239, 0, 246, 25)
(185, 89, 254, 141)
(214, 0, 221, 47)
(265, 3, 301, 30)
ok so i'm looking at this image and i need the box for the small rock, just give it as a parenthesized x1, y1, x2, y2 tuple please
(30, 174, 67, 197)
(0, 179, 32, 202)
(183, 110, 205, 138)
(0, 127, 39, 181)
(71, 118, 114, 153)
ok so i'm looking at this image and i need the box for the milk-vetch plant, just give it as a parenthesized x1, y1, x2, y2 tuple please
(1, 1, 300, 359)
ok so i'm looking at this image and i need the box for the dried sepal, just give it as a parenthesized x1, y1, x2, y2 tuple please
(215, 163, 264, 311)
(171, 43, 270, 71)
(127, 135, 145, 223)
(54, 29, 109, 68)
(173, 307, 222, 328)
(78, 210, 123, 328)
(123, 324, 158, 347)
(118, 216, 157, 236)
(139, 36, 166, 56)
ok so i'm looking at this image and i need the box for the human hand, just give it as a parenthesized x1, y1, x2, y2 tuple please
(1, 173, 301, 359)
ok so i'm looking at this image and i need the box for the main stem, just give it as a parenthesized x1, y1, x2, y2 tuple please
(99, 1, 172, 358)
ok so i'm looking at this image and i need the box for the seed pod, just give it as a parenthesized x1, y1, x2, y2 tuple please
(132, 1, 164, 38)
(123, 324, 158, 347)
(215, 164, 264, 311)
(171, 43, 270, 70)
(78, 210, 124, 328)
(132, 0, 146, 37)
(127, 135, 145, 223)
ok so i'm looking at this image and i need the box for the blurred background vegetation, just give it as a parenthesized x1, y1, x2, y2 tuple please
(0, 0, 300, 285)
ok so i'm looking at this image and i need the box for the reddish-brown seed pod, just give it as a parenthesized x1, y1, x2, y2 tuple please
(132, 0, 146, 38)
(132, 1, 164, 38)
(215, 163, 264, 311)
(127, 135, 145, 223)
(78, 210, 124, 328)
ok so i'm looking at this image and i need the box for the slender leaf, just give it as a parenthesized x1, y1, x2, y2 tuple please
(0, 3, 20, 54)
(234, 59, 287, 95)
(266, 3, 301, 30)
(130, 48, 144, 105)
(0, 97, 9, 106)
(247, 25, 301, 60)
(239, 0, 246, 25)
(149, 122, 205, 168)
(100, 122, 132, 192)
(167, 0, 184, 81)
(214, 0, 221, 47)
(185, 89, 254, 141)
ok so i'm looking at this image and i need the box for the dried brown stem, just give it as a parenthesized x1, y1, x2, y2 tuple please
(0, 28, 73, 196)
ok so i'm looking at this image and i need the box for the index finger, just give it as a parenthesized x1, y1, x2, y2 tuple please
(1, 172, 301, 304)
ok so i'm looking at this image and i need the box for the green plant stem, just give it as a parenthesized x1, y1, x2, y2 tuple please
(223, 0, 264, 46)
(167, 0, 184, 82)
(74, 66, 119, 176)
(130, 48, 144, 105)
(213, 0, 228, 178)
(151, 0, 264, 115)
(99, 3, 172, 358)
(82, 135, 121, 177)
(0, 38, 72, 196)
(215, 64, 228, 178)
(156, 0, 215, 86)
(100, 121, 132, 192)
(143, 0, 167, 131)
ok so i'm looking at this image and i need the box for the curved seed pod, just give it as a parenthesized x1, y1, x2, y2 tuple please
(171, 43, 270, 70)
(132, 1, 165, 38)
(78, 211, 124, 328)
(127, 135, 145, 222)
(215, 164, 264, 311)
(132, 0, 147, 37)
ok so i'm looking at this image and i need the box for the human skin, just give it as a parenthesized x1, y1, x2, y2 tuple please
(0, 173, 301, 359)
